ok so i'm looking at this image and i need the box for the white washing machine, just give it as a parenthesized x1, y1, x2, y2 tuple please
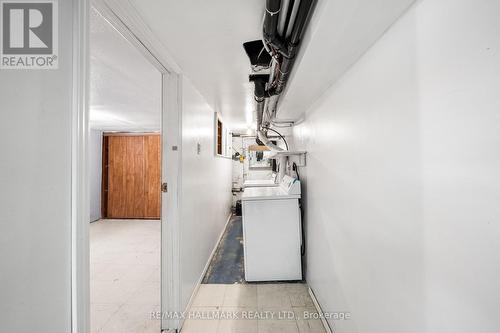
(241, 175, 302, 281)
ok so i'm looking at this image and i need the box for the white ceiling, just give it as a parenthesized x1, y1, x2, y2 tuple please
(127, 0, 414, 131)
(129, 0, 263, 131)
(89, 7, 161, 132)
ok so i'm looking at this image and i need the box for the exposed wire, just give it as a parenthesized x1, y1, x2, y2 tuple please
(255, 46, 272, 71)
(293, 161, 305, 257)
(262, 127, 289, 150)
(292, 162, 300, 180)
(257, 46, 266, 61)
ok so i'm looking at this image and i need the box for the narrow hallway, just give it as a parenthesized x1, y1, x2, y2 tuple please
(2, 1, 499, 333)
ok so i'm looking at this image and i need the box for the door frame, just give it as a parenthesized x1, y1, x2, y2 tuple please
(71, 1, 182, 332)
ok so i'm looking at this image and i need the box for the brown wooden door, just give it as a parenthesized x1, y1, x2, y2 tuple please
(104, 134, 161, 219)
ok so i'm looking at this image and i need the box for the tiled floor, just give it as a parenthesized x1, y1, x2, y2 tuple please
(90, 219, 161, 333)
(182, 283, 327, 333)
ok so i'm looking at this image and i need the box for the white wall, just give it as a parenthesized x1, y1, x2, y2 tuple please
(89, 129, 102, 222)
(179, 78, 233, 311)
(0, 1, 76, 332)
(292, 0, 500, 332)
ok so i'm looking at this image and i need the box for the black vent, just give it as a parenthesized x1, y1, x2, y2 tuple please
(243, 40, 272, 67)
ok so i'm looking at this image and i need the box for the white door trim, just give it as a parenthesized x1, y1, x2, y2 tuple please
(160, 67, 183, 333)
(72, 1, 90, 333)
(72, 1, 183, 332)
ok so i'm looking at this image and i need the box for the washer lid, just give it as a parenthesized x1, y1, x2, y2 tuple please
(241, 186, 300, 201)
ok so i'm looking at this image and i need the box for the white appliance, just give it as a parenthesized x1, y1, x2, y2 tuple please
(243, 173, 278, 188)
(241, 175, 302, 281)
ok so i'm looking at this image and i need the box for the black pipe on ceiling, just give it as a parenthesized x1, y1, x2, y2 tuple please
(263, 0, 285, 52)
(267, 0, 314, 96)
(245, 0, 314, 140)
(290, 0, 313, 45)
(281, 0, 296, 40)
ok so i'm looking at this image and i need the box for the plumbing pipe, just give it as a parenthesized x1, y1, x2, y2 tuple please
(253, 0, 314, 153)
(285, 0, 300, 39)
(266, 0, 313, 96)
(277, 0, 290, 36)
(282, 0, 296, 39)
(263, 0, 283, 51)
(259, 0, 314, 142)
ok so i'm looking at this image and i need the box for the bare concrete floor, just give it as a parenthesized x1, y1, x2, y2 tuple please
(90, 219, 161, 333)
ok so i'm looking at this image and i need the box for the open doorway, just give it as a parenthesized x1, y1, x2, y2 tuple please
(88, 7, 162, 333)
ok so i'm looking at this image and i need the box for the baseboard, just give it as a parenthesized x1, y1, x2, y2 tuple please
(179, 212, 233, 329)
(308, 286, 334, 333)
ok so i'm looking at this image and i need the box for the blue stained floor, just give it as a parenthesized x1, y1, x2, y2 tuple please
(202, 215, 246, 284)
